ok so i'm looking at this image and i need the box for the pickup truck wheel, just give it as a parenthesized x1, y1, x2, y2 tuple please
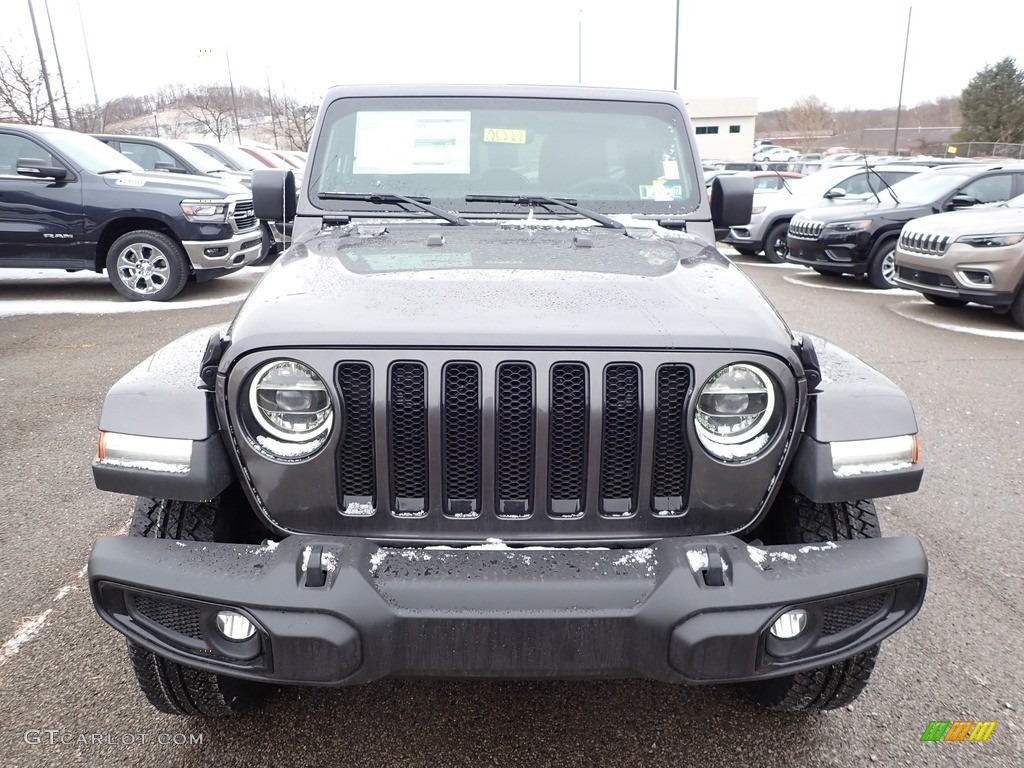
(252, 221, 274, 266)
(763, 222, 790, 263)
(742, 492, 881, 712)
(106, 230, 189, 301)
(125, 496, 273, 716)
(867, 238, 898, 289)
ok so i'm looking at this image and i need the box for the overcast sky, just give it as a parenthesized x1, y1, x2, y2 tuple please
(5, 0, 1019, 115)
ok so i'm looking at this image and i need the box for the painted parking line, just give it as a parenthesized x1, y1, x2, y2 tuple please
(890, 302, 1024, 341)
(782, 272, 920, 296)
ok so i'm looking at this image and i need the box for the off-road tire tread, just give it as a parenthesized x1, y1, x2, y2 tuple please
(743, 493, 882, 711)
(125, 496, 269, 717)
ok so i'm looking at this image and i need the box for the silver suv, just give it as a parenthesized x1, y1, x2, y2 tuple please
(723, 165, 928, 262)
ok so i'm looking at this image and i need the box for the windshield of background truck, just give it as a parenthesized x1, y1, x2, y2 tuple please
(45, 130, 144, 174)
(308, 96, 700, 214)
(163, 139, 231, 174)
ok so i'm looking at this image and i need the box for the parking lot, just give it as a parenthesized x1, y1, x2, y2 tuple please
(1, 255, 1022, 767)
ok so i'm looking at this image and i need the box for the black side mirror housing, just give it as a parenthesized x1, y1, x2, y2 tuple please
(253, 169, 296, 222)
(710, 174, 754, 229)
(824, 187, 846, 199)
(946, 193, 978, 210)
(16, 158, 67, 181)
(154, 161, 187, 174)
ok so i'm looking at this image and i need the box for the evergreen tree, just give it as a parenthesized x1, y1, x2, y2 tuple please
(956, 57, 1024, 143)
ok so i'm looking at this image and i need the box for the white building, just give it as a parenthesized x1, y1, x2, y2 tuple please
(685, 97, 758, 162)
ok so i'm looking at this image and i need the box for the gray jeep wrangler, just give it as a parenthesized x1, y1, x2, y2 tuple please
(87, 85, 927, 717)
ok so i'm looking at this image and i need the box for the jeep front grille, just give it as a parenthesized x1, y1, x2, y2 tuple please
(899, 229, 950, 256)
(789, 219, 824, 240)
(333, 356, 694, 524)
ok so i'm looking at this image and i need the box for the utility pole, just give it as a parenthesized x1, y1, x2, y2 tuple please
(77, 0, 103, 130)
(577, 10, 582, 85)
(226, 52, 242, 142)
(893, 5, 912, 155)
(43, 0, 73, 128)
(27, 0, 60, 126)
(267, 73, 278, 148)
(673, 0, 680, 90)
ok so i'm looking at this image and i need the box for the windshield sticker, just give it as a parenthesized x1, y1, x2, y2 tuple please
(662, 160, 681, 180)
(483, 128, 526, 144)
(351, 252, 474, 271)
(640, 178, 683, 201)
(354, 111, 471, 175)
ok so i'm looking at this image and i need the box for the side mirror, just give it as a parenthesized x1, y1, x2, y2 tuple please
(711, 174, 754, 228)
(823, 187, 846, 199)
(253, 168, 296, 222)
(154, 161, 187, 174)
(946, 193, 979, 210)
(16, 158, 68, 181)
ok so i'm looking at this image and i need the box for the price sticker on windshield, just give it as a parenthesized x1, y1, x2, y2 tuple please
(483, 128, 526, 144)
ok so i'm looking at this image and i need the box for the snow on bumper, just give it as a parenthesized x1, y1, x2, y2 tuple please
(88, 534, 926, 685)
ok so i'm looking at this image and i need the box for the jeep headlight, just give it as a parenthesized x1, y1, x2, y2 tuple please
(695, 364, 777, 461)
(247, 360, 333, 459)
(824, 219, 872, 233)
(180, 199, 229, 222)
(956, 233, 1024, 248)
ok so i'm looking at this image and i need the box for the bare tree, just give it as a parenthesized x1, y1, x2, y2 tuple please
(0, 48, 53, 124)
(180, 85, 236, 141)
(276, 95, 317, 150)
(781, 96, 834, 150)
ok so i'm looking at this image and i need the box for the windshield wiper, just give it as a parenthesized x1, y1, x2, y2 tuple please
(863, 158, 900, 205)
(465, 194, 626, 230)
(318, 192, 468, 226)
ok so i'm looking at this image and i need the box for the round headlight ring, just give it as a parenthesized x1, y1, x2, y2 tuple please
(695, 363, 777, 459)
(248, 359, 334, 447)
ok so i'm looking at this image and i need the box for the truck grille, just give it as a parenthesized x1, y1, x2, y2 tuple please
(789, 219, 824, 240)
(334, 357, 694, 523)
(231, 199, 257, 232)
(899, 229, 950, 256)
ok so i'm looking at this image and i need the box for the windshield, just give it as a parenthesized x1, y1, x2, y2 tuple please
(885, 171, 974, 205)
(45, 130, 143, 174)
(161, 139, 231, 173)
(308, 96, 700, 215)
(207, 143, 264, 172)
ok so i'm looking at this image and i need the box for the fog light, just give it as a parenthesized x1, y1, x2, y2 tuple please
(215, 610, 256, 641)
(770, 608, 808, 639)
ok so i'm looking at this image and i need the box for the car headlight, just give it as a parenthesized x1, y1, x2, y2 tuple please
(956, 233, 1024, 248)
(824, 219, 872, 232)
(247, 360, 333, 459)
(180, 199, 229, 222)
(695, 364, 777, 461)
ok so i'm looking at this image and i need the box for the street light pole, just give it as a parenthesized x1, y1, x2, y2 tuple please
(226, 52, 242, 142)
(893, 5, 912, 155)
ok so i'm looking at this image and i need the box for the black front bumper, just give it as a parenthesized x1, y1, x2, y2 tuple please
(787, 236, 869, 274)
(89, 534, 926, 686)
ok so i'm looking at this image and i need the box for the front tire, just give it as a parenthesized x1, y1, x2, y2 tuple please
(125, 496, 273, 716)
(866, 238, 898, 289)
(763, 221, 790, 263)
(1009, 287, 1024, 328)
(106, 230, 189, 301)
(743, 492, 882, 712)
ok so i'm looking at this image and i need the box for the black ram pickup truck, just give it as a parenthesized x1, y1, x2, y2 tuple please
(0, 124, 263, 300)
(87, 85, 927, 717)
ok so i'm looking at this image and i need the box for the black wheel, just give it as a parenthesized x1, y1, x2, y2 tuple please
(922, 293, 968, 308)
(733, 245, 759, 256)
(105, 230, 189, 301)
(866, 238, 898, 289)
(252, 221, 275, 266)
(1008, 288, 1024, 328)
(125, 495, 273, 716)
(763, 221, 790, 263)
(743, 491, 882, 712)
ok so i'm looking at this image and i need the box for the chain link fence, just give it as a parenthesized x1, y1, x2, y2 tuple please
(942, 141, 1024, 159)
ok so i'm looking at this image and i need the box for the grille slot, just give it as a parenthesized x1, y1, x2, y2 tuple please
(134, 596, 203, 639)
(600, 364, 642, 516)
(495, 363, 534, 518)
(789, 219, 824, 239)
(548, 363, 588, 516)
(896, 265, 956, 288)
(651, 365, 691, 514)
(822, 593, 887, 636)
(442, 363, 482, 517)
(388, 362, 428, 514)
(336, 362, 375, 515)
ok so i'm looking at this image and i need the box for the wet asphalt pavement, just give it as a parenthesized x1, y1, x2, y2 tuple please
(0, 257, 1021, 767)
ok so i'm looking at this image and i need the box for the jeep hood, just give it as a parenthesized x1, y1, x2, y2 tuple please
(903, 205, 1024, 235)
(225, 225, 796, 358)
